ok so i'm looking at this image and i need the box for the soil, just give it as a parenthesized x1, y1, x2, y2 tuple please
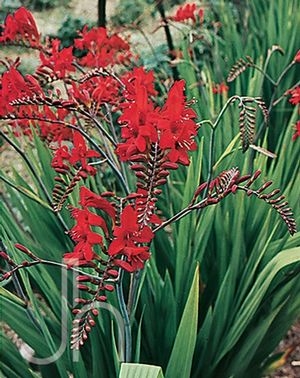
(265, 319, 300, 378)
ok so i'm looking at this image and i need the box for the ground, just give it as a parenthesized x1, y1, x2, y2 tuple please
(265, 319, 300, 378)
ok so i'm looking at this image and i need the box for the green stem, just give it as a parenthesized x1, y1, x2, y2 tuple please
(0, 240, 41, 331)
(275, 61, 295, 87)
(255, 61, 296, 142)
(272, 79, 300, 107)
(203, 125, 216, 198)
(153, 202, 200, 233)
(116, 274, 132, 362)
(127, 269, 142, 319)
(79, 108, 117, 147)
(212, 96, 239, 129)
(252, 64, 276, 85)
(0, 255, 115, 282)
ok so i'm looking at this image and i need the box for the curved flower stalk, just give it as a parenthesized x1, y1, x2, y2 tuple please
(0, 7, 297, 357)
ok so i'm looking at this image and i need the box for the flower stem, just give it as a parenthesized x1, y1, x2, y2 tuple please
(127, 269, 143, 319)
(0, 255, 114, 282)
(116, 274, 132, 362)
(0, 240, 41, 331)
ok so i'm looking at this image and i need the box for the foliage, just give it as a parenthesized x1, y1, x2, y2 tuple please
(0, 1, 299, 378)
(54, 16, 95, 49)
(22, 0, 68, 11)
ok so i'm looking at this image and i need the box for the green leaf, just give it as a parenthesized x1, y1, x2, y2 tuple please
(165, 265, 199, 378)
(0, 287, 26, 306)
(119, 363, 164, 378)
(216, 247, 300, 365)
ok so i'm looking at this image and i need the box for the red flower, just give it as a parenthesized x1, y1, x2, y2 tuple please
(116, 68, 158, 161)
(108, 205, 153, 272)
(158, 80, 198, 165)
(116, 85, 158, 160)
(114, 246, 151, 273)
(212, 82, 229, 94)
(51, 132, 100, 175)
(116, 78, 198, 166)
(63, 186, 116, 266)
(289, 86, 300, 105)
(0, 67, 44, 137)
(121, 67, 158, 101)
(0, 67, 42, 116)
(79, 186, 116, 220)
(69, 131, 100, 175)
(91, 76, 120, 105)
(74, 26, 131, 68)
(39, 39, 75, 78)
(292, 121, 300, 141)
(51, 145, 70, 171)
(0, 7, 40, 47)
(64, 242, 96, 266)
(64, 208, 105, 266)
(68, 208, 105, 243)
(171, 3, 197, 23)
(39, 107, 73, 142)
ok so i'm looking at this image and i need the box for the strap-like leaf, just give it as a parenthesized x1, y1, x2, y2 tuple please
(165, 265, 199, 378)
(119, 363, 164, 378)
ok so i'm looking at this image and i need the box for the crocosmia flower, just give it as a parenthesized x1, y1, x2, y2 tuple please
(0, 7, 40, 47)
(108, 205, 153, 272)
(289, 86, 300, 105)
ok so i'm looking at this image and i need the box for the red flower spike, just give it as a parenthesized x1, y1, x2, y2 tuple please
(158, 80, 198, 165)
(0, 7, 40, 47)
